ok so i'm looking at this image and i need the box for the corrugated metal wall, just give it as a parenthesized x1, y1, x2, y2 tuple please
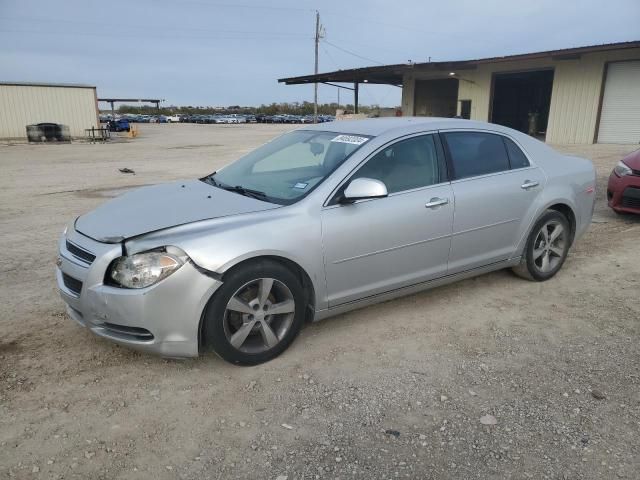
(0, 84, 99, 139)
(402, 47, 640, 144)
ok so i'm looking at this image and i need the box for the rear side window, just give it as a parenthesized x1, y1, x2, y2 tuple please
(443, 132, 510, 180)
(503, 137, 530, 169)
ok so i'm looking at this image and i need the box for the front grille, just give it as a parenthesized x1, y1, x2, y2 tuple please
(621, 187, 640, 209)
(621, 196, 640, 209)
(102, 322, 154, 341)
(62, 273, 83, 296)
(66, 240, 96, 264)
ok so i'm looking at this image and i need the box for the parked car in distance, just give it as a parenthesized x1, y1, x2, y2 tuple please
(107, 118, 130, 132)
(165, 114, 182, 123)
(56, 118, 595, 365)
(607, 148, 640, 214)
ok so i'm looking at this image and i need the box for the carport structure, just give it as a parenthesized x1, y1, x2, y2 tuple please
(279, 64, 409, 114)
(97, 98, 163, 119)
(279, 40, 640, 144)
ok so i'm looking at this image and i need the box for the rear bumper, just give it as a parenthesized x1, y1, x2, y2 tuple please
(607, 172, 640, 214)
(56, 225, 222, 357)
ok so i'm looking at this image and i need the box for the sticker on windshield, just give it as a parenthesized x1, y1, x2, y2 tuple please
(331, 134, 369, 145)
(293, 182, 308, 189)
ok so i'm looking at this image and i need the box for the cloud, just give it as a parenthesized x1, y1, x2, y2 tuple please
(1, 0, 638, 106)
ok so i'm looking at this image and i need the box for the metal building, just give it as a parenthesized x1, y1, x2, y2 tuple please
(279, 41, 640, 144)
(0, 82, 99, 140)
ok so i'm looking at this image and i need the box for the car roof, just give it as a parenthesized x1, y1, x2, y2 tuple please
(300, 117, 512, 137)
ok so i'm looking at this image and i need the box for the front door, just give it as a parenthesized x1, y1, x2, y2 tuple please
(321, 134, 454, 306)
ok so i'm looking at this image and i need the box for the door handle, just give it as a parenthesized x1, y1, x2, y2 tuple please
(521, 180, 539, 190)
(425, 197, 449, 208)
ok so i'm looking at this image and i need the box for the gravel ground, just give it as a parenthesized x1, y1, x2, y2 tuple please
(1, 124, 639, 480)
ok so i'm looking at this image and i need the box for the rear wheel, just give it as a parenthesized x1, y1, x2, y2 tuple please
(203, 260, 306, 365)
(512, 210, 571, 281)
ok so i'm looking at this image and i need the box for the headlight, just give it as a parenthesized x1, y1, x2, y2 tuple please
(614, 161, 632, 177)
(108, 249, 187, 289)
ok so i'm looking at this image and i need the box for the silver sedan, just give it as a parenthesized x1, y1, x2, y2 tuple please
(56, 118, 596, 364)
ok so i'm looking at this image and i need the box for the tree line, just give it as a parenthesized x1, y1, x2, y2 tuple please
(112, 101, 380, 116)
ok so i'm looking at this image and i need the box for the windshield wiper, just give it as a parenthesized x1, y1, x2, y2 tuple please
(202, 174, 269, 201)
(222, 185, 269, 201)
(201, 173, 220, 187)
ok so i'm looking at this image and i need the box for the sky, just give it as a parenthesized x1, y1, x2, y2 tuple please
(1, 0, 638, 108)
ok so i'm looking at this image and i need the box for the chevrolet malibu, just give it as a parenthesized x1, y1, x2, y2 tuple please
(56, 118, 596, 365)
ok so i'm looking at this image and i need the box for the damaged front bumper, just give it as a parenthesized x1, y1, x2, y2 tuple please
(56, 225, 222, 357)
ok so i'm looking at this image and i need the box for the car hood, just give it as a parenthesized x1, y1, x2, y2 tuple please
(75, 179, 280, 243)
(622, 149, 640, 170)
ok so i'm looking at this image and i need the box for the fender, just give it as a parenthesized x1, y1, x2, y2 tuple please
(513, 190, 578, 259)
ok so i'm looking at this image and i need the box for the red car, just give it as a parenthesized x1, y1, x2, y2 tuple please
(607, 149, 640, 214)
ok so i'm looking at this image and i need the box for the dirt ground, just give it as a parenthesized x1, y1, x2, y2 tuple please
(1, 123, 639, 480)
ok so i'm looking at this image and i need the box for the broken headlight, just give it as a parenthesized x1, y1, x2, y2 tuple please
(108, 248, 187, 289)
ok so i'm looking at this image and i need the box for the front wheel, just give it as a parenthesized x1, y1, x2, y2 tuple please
(203, 260, 306, 365)
(512, 210, 571, 281)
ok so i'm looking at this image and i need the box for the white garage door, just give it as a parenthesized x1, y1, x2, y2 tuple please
(597, 61, 640, 144)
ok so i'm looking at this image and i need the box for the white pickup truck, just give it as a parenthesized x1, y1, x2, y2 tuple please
(165, 114, 182, 123)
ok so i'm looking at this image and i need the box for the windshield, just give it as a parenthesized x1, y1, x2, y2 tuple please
(204, 130, 370, 205)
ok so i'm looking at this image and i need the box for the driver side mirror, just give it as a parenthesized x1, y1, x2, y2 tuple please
(341, 178, 388, 203)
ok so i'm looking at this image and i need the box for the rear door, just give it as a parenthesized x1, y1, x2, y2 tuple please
(441, 130, 545, 273)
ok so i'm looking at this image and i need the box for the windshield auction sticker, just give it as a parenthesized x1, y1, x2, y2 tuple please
(331, 134, 369, 145)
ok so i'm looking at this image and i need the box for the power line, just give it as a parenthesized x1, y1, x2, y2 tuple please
(329, 36, 410, 58)
(0, 16, 310, 37)
(0, 27, 310, 41)
(322, 11, 447, 35)
(322, 39, 384, 65)
(320, 45, 340, 70)
(147, 0, 313, 13)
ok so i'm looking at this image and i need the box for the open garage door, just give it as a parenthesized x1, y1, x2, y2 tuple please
(490, 70, 554, 139)
(414, 79, 458, 118)
(597, 61, 640, 144)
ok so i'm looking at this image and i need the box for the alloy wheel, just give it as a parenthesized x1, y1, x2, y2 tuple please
(532, 220, 566, 273)
(223, 278, 295, 354)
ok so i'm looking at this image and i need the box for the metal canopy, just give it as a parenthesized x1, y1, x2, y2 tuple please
(277, 40, 640, 87)
(97, 98, 163, 118)
(97, 98, 162, 104)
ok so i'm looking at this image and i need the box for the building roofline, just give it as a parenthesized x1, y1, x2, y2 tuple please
(0, 81, 96, 89)
(278, 40, 640, 85)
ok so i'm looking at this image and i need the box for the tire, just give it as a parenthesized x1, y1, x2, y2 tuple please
(512, 210, 571, 281)
(203, 259, 306, 365)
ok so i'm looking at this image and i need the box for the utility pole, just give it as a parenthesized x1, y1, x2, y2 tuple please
(313, 10, 321, 123)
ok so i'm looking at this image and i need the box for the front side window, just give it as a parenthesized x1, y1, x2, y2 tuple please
(443, 132, 510, 180)
(349, 135, 442, 194)
(205, 130, 370, 204)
